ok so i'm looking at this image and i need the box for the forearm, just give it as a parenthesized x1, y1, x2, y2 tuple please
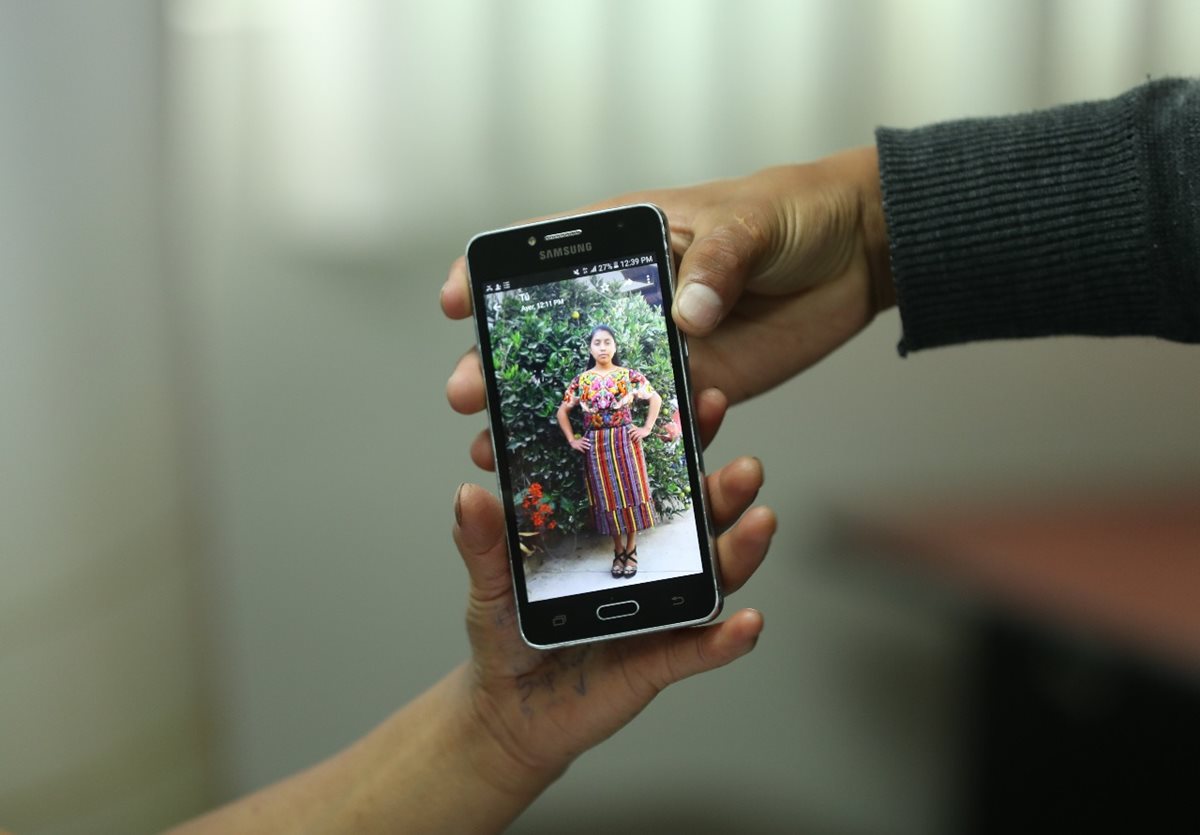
(556, 407, 575, 442)
(168, 666, 559, 835)
(877, 77, 1200, 354)
(643, 394, 662, 429)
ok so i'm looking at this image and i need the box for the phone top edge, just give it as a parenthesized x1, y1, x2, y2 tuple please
(465, 203, 666, 255)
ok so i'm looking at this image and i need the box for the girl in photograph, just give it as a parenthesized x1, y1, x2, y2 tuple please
(557, 325, 662, 578)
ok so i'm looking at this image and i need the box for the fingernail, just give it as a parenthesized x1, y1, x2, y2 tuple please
(454, 483, 466, 526)
(676, 283, 722, 329)
(745, 609, 764, 649)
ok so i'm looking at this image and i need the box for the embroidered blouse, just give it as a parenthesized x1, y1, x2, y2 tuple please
(563, 368, 656, 429)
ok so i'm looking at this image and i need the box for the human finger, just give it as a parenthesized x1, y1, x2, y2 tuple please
(624, 608, 764, 692)
(693, 388, 728, 449)
(714, 505, 775, 594)
(441, 257, 472, 320)
(451, 483, 512, 602)
(705, 456, 764, 530)
(470, 429, 496, 471)
(447, 347, 487, 415)
(673, 206, 774, 335)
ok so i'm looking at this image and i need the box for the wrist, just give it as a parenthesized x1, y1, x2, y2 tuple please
(355, 664, 563, 833)
(221, 666, 560, 834)
(850, 146, 895, 315)
(455, 666, 567, 806)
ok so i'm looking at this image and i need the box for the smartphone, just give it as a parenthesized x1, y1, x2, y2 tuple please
(465, 204, 721, 648)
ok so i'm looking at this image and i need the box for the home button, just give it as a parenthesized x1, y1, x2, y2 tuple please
(596, 600, 639, 621)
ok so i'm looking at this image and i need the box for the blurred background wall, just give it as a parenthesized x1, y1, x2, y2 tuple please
(3, 1, 1200, 832)
(0, 2, 211, 832)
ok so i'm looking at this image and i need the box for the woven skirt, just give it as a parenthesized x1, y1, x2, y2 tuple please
(582, 425, 657, 535)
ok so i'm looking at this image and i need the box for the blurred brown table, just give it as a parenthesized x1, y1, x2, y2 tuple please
(832, 489, 1200, 835)
(839, 490, 1200, 670)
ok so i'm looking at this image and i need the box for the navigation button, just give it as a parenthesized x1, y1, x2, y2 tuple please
(671, 596, 686, 607)
(552, 614, 567, 627)
(596, 600, 639, 621)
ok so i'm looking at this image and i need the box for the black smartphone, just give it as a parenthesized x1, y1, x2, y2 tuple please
(465, 204, 721, 648)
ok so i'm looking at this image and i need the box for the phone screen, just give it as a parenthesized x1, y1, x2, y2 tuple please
(477, 250, 709, 605)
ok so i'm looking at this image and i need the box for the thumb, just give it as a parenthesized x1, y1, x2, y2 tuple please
(451, 483, 513, 603)
(625, 608, 765, 692)
(672, 209, 775, 335)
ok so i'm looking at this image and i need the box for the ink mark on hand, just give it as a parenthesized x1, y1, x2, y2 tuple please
(494, 602, 517, 628)
(514, 646, 595, 712)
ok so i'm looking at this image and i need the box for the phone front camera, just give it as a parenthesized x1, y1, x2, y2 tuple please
(527, 236, 537, 246)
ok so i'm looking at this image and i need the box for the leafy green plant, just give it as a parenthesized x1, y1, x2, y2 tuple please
(486, 273, 688, 536)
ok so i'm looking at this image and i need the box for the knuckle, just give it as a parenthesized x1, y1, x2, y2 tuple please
(693, 215, 765, 280)
(693, 229, 748, 277)
(730, 205, 769, 246)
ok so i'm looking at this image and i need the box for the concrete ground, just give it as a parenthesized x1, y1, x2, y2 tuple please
(525, 507, 703, 601)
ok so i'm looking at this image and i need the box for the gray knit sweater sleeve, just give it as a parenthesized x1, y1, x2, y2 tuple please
(876, 78, 1200, 355)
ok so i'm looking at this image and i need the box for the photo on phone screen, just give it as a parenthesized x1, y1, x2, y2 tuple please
(480, 259, 705, 603)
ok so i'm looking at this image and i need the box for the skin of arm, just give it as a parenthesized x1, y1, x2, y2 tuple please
(168, 665, 557, 835)
(167, 390, 773, 835)
(629, 390, 662, 441)
(557, 390, 591, 451)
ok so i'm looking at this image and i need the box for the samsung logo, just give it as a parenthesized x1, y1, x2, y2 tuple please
(539, 242, 592, 260)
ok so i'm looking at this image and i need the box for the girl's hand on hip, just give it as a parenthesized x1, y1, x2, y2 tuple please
(468, 386, 727, 472)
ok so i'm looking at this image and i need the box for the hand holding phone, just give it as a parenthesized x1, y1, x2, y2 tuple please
(169, 447, 771, 833)
(452, 444, 771, 799)
(443, 149, 889, 413)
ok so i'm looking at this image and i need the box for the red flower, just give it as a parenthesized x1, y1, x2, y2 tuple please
(522, 484, 555, 532)
(548, 520, 557, 530)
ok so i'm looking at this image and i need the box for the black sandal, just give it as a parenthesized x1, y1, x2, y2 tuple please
(623, 546, 638, 577)
(611, 549, 627, 578)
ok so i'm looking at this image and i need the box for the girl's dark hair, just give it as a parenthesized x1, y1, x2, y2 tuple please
(584, 324, 619, 370)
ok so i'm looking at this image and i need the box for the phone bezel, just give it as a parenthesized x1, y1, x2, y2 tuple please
(466, 204, 722, 648)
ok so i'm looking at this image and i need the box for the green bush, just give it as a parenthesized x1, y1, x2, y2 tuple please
(486, 274, 691, 536)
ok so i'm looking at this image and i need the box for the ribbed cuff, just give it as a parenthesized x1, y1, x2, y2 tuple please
(877, 87, 1160, 355)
